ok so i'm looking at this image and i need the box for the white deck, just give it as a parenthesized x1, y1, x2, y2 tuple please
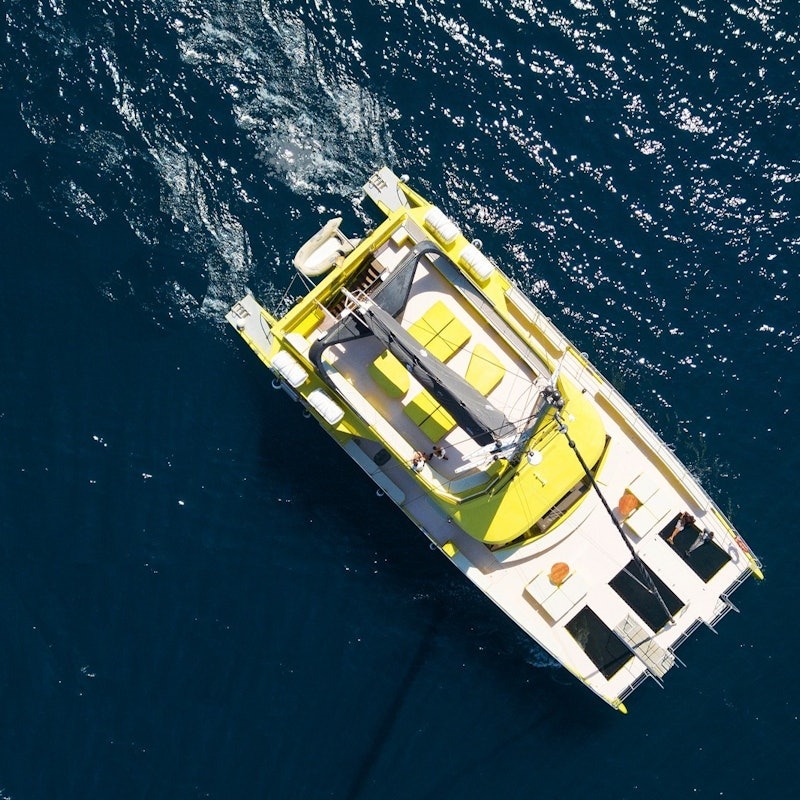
(228, 176, 759, 708)
(311, 245, 754, 706)
(341, 344, 752, 704)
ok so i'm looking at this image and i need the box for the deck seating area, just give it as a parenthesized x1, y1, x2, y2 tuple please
(404, 389, 457, 443)
(363, 299, 514, 447)
(465, 344, 506, 396)
(621, 473, 673, 539)
(407, 300, 471, 362)
(524, 567, 588, 622)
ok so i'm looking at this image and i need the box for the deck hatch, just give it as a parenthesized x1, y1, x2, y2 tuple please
(566, 607, 633, 680)
(609, 561, 684, 632)
(658, 516, 732, 582)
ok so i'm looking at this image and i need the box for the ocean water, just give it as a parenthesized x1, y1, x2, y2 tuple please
(0, 1, 797, 798)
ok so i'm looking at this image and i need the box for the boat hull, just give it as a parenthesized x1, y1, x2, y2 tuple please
(227, 169, 762, 710)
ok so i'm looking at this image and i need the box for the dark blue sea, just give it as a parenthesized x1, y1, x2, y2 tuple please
(1, 1, 797, 797)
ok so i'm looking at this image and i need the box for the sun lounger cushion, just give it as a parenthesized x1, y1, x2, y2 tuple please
(369, 350, 410, 398)
(408, 300, 471, 362)
(465, 344, 505, 395)
(408, 300, 452, 346)
(404, 389, 457, 442)
(412, 300, 453, 339)
(427, 316, 471, 362)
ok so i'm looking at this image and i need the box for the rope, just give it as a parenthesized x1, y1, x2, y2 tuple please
(277, 271, 304, 312)
(554, 411, 676, 625)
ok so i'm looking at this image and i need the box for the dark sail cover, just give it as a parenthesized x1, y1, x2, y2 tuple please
(367, 241, 440, 317)
(363, 303, 514, 446)
(307, 243, 432, 365)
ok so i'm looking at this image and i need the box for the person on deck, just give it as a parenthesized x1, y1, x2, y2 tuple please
(667, 511, 696, 545)
(686, 528, 714, 555)
(432, 444, 449, 461)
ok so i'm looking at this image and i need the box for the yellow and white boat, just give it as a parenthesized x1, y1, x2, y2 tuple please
(227, 168, 762, 711)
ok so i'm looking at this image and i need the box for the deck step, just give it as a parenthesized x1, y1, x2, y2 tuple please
(614, 614, 675, 680)
(328, 259, 385, 317)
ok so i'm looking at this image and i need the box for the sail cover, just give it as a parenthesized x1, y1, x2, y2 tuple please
(362, 303, 514, 446)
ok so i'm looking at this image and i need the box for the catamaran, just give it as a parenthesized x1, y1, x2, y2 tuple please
(227, 168, 762, 711)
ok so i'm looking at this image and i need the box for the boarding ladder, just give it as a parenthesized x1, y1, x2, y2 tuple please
(614, 614, 676, 685)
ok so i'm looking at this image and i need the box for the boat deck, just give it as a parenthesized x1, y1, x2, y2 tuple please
(284, 223, 755, 704)
(228, 167, 760, 708)
(340, 342, 752, 703)
(318, 240, 543, 481)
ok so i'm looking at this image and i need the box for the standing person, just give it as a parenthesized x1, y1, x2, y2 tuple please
(432, 444, 449, 461)
(411, 451, 428, 472)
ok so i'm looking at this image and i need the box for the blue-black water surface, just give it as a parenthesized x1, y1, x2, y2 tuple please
(1, 1, 797, 798)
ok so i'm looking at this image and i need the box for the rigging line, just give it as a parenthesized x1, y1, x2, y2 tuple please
(297, 269, 316, 291)
(427, 404, 557, 452)
(621, 565, 655, 595)
(554, 411, 676, 625)
(277, 271, 303, 311)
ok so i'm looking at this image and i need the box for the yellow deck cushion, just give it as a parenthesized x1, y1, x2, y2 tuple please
(465, 344, 505, 395)
(421, 300, 455, 333)
(408, 301, 470, 362)
(404, 390, 457, 442)
(405, 389, 438, 426)
(408, 300, 455, 347)
(421, 404, 457, 442)
(369, 350, 410, 398)
(427, 317, 471, 362)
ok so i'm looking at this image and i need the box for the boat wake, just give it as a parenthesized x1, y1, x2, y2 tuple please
(523, 646, 561, 671)
(5, 0, 396, 325)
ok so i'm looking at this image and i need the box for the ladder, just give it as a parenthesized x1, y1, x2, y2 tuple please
(614, 614, 676, 683)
